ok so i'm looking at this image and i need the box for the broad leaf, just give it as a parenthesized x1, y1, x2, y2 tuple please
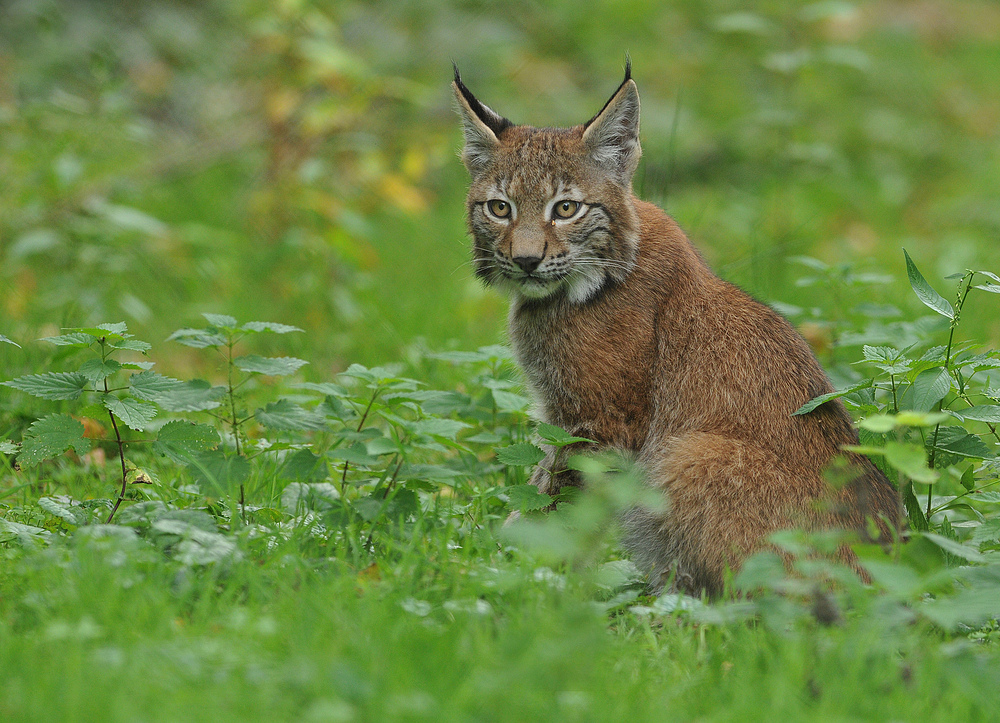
(234, 355, 309, 376)
(166, 328, 227, 348)
(128, 370, 187, 401)
(154, 380, 226, 412)
(202, 313, 238, 328)
(2, 372, 90, 400)
(255, 399, 327, 431)
(153, 421, 220, 463)
(792, 379, 873, 416)
(505, 484, 553, 512)
(240, 321, 304, 334)
(929, 426, 993, 464)
(536, 422, 595, 447)
(18, 414, 92, 467)
(491, 389, 531, 413)
(38, 332, 95, 347)
(496, 443, 546, 466)
(902, 367, 951, 412)
(884, 441, 938, 484)
(952, 405, 1000, 424)
(103, 396, 158, 431)
(903, 249, 954, 319)
(79, 358, 122, 383)
(409, 418, 471, 440)
(0, 440, 18, 455)
(187, 450, 250, 498)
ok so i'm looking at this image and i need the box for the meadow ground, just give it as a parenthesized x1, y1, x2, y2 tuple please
(3, 2, 1000, 720)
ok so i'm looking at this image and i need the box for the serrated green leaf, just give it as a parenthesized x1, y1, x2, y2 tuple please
(859, 411, 950, 432)
(294, 381, 351, 397)
(409, 418, 471, 440)
(128, 371, 187, 401)
(153, 380, 226, 412)
(38, 496, 92, 526)
(166, 328, 227, 348)
(187, 450, 250, 498)
(240, 321, 304, 334)
(903, 249, 955, 319)
(0, 334, 20, 348)
(327, 442, 380, 466)
(202, 313, 238, 328)
(918, 532, 990, 563)
(2, 372, 90, 400)
(536, 423, 594, 447)
(153, 421, 220, 463)
(491, 389, 531, 413)
(104, 396, 158, 431)
(496, 443, 546, 466)
(107, 338, 152, 353)
(1, 440, 20, 454)
(234, 355, 309, 376)
(79, 358, 122, 383)
(18, 414, 92, 467)
(902, 367, 951, 412)
(98, 322, 129, 335)
(505, 484, 553, 512)
(255, 399, 327, 431)
(952, 405, 1000, 424)
(0, 517, 51, 544)
(903, 483, 928, 531)
(883, 441, 938, 484)
(39, 332, 95, 347)
(792, 379, 873, 416)
(930, 426, 993, 462)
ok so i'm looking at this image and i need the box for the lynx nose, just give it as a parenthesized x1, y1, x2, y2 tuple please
(513, 255, 543, 273)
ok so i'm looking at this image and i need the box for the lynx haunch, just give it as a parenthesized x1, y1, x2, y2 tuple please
(453, 62, 900, 596)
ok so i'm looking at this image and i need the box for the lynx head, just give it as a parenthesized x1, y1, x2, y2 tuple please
(453, 62, 642, 304)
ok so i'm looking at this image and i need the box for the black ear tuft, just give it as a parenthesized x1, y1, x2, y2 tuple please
(452, 65, 513, 137)
(585, 57, 635, 130)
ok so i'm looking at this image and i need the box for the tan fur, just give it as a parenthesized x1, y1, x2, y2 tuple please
(454, 66, 900, 596)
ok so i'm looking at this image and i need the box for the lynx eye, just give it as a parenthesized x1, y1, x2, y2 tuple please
(553, 200, 580, 219)
(486, 199, 511, 219)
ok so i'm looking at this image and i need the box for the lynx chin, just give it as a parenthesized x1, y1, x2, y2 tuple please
(453, 61, 901, 596)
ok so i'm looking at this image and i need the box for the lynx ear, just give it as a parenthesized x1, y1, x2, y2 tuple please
(582, 63, 641, 183)
(452, 65, 513, 175)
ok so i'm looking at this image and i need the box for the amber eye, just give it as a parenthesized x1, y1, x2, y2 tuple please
(486, 199, 511, 219)
(553, 200, 580, 219)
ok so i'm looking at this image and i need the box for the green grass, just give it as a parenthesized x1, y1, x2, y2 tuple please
(4, 1, 1000, 720)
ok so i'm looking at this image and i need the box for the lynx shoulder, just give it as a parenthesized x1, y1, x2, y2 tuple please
(453, 62, 900, 596)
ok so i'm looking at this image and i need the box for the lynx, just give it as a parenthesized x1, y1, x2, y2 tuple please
(453, 62, 900, 596)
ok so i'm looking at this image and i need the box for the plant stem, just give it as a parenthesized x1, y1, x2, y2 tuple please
(104, 378, 128, 524)
(340, 387, 380, 493)
(925, 272, 976, 518)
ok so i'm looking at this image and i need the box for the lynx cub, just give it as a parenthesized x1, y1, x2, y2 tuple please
(453, 63, 900, 595)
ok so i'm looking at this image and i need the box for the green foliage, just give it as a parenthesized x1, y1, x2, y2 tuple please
(4, 1, 1000, 718)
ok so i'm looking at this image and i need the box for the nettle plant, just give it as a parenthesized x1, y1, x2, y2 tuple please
(0, 317, 535, 551)
(1, 316, 309, 523)
(790, 251, 1000, 542)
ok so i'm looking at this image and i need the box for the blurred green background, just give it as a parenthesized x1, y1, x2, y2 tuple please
(2, 0, 1000, 379)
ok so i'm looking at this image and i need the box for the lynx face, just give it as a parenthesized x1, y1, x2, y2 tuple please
(454, 65, 643, 304)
